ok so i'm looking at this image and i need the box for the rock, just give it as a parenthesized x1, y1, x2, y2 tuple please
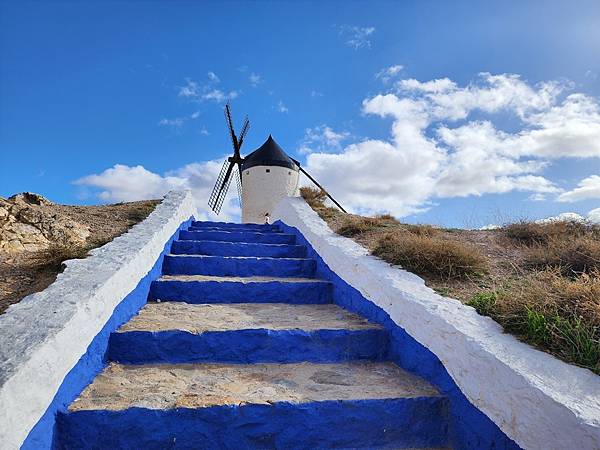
(8, 192, 53, 206)
(0, 193, 90, 254)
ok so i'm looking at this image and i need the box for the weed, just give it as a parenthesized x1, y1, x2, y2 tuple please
(467, 291, 497, 316)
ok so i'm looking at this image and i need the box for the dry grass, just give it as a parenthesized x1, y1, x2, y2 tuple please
(525, 236, 600, 276)
(468, 269, 600, 373)
(299, 187, 340, 221)
(301, 195, 600, 374)
(336, 215, 398, 237)
(503, 220, 594, 245)
(372, 232, 488, 280)
(299, 187, 327, 208)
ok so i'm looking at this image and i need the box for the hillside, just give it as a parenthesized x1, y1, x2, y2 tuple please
(301, 188, 600, 375)
(0, 193, 159, 314)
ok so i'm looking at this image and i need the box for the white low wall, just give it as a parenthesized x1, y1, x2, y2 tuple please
(0, 190, 197, 450)
(273, 197, 600, 450)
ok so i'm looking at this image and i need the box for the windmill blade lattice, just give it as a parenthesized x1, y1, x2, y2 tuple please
(208, 160, 235, 215)
(238, 117, 250, 149)
(234, 165, 243, 209)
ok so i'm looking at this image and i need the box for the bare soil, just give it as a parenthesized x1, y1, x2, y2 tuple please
(0, 200, 160, 314)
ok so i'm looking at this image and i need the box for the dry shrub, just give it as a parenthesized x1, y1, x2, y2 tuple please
(525, 236, 600, 275)
(469, 269, 600, 373)
(299, 187, 327, 208)
(503, 221, 592, 246)
(336, 215, 398, 237)
(402, 223, 439, 237)
(372, 233, 487, 280)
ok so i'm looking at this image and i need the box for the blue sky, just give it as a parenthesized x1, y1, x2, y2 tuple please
(1, 0, 599, 226)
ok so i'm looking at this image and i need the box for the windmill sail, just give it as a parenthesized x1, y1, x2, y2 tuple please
(208, 160, 235, 214)
(208, 102, 249, 215)
(234, 166, 243, 209)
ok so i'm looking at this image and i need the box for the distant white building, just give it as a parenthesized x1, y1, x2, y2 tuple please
(241, 135, 300, 223)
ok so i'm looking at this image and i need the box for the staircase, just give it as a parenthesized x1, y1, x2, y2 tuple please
(56, 221, 450, 449)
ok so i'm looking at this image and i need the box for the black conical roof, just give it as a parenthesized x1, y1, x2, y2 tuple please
(242, 135, 299, 171)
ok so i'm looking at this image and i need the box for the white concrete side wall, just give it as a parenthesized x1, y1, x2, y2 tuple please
(0, 190, 197, 450)
(273, 197, 600, 450)
(242, 165, 299, 223)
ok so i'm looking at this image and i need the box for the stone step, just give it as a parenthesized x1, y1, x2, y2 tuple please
(57, 362, 448, 449)
(179, 229, 296, 245)
(191, 221, 280, 231)
(108, 303, 388, 364)
(171, 240, 306, 258)
(162, 254, 316, 278)
(149, 275, 332, 304)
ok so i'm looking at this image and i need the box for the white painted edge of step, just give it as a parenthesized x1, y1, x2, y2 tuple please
(0, 190, 197, 450)
(273, 196, 600, 450)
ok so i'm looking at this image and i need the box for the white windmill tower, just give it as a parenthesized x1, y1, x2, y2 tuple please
(208, 103, 346, 223)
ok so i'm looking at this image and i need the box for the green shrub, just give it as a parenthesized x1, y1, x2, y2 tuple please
(467, 292, 497, 316)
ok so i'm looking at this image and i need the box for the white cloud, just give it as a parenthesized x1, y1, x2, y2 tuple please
(310, 90, 324, 98)
(178, 74, 239, 104)
(75, 161, 241, 221)
(375, 65, 403, 83)
(588, 208, 600, 223)
(276, 101, 288, 113)
(398, 77, 456, 93)
(207, 71, 220, 83)
(298, 125, 350, 154)
(178, 78, 200, 98)
(557, 175, 600, 202)
(536, 212, 586, 224)
(202, 89, 239, 103)
(303, 73, 600, 217)
(337, 25, 375, 49)
(158, 117, 185, 130)
(158, 111, 202, 132)
(249, 73, 261, 87)
(528, 193, 547, 202)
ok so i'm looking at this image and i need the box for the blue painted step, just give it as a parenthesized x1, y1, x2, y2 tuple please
(170, 240, 306, 258)
(163, 255, 316, 278)
(109, 328, 388, 364)
(179, 229, 295, 244)
(55, 218, 454, 450)
(191, 221, 280, 231)
(58, 398, 448, 450)
(149, 275, 332, 304)
(108, 303, 388, 364)
(56, 362, 449, 450)
(187, 226, 282, 234)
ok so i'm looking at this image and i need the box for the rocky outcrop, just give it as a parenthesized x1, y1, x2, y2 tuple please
(0, 193, 90, 253)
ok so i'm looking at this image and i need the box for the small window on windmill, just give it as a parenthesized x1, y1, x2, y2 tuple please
(288, 171, 292, 175)
(266, 169, 270, 173)
(246, 171, 249, 175)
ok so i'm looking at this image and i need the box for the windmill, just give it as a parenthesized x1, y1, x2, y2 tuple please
(207, 102, 249, 214)
(208, 103, 347, 221)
